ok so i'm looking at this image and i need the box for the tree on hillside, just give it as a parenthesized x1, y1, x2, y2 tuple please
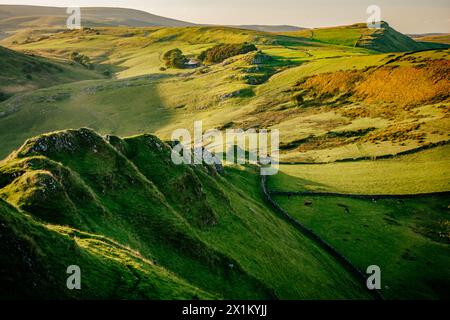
(70, 51, 92, 69)
(163, 48, 188, 69)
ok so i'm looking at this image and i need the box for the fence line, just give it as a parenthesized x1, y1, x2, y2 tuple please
(269, 190, 450, 199)
(260, 175, 383, 300)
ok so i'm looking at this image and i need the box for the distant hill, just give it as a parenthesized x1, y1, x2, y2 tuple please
(1, 5, 446, 53)
(0, 5, 307, 35)
(0, 5, 194, 35)
(232, 25, 305, 33)
(286, 22, 448, 52)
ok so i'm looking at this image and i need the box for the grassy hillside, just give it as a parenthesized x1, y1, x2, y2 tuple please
(1, 26, 283, 78)
(0, 9, 448, 300)
(0, 5, 193, 35)
(411, 34, 450, 45)
(0, 128, 371, 299)
(0, 45, 103, 98)
(270, 145, 450, 195)
(0, 197, 212, 299)
(267, 143, 450, 299)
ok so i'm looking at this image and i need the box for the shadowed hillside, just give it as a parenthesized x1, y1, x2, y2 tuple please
(286, 22, 448, 52)
(0, 197, 212, 299)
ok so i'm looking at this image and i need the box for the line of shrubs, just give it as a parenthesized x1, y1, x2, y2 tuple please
(162, 43, 258, 69)
(198, 43, 257, 64)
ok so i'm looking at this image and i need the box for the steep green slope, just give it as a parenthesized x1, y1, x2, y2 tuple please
(0, 128, 372, 299)
(0, 45, 103, 98)
(270, 145, 450, 195)
(0, 48, 447, 163)
(0, 198, 212, 299)
(357, 22, 448, 52)
(288, 22, 448, 52)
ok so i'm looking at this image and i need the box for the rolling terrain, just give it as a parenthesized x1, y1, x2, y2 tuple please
(0, 24, 448, 161)
(270, 144, 450, 195)
(0, 128, 371, 299)
(0, 5, 194, 35)
(0, 5, 449, 300)
(271, 190, 449, 300)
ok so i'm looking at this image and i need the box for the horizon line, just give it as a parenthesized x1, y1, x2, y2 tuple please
(0, 3, 449, 34)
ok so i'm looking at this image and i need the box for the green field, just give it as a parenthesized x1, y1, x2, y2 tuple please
(272, 194, 450, 299)
(270, 145, 450, 195)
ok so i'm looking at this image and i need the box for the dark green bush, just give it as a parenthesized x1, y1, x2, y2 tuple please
(163, 49, 188, 69)
(198, 43, 257, 64)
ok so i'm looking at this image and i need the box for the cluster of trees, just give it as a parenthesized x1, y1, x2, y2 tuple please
(163, 48, 188, 69)
(0, 91, 11, 102)
(70, 52, 93, 69)
(198, 43, 257, 64)
(162, 43, 258, 69)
